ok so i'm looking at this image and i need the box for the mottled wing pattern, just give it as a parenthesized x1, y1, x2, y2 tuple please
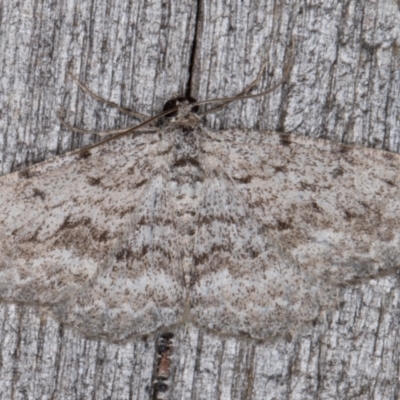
(190, 167, 335, 339)
(190, 130, 400, 339)
(56, 173, 185, 340)
(218, 130, 400, 285)
(0, 134, 184, 340)
(3, 120, 400, 341)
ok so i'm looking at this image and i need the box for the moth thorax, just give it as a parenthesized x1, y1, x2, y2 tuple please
(173, 127, 200, 156)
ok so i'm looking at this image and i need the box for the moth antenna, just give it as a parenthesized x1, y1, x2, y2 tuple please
(61, 107, 179, 155)
(60, 40, 295, 154)
(57, 109, 154, 137)
(193, 39, 295, 115)
(67, 72, 151, 121)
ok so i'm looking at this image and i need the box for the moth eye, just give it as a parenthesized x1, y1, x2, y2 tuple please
(163, 99, 181, 115)
(187, 96, 199, 113)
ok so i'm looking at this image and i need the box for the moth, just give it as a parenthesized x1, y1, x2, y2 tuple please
(1, 58, 400, 342)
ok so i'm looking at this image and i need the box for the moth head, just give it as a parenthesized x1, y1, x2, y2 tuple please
(163, 96, 200, 123)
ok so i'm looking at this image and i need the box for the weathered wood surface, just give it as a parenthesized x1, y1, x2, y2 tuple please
(1, 0, 400, 399)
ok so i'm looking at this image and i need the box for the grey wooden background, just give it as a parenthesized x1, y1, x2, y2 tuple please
(1, 0, 400, 399)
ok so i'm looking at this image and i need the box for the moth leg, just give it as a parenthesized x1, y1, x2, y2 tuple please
(68, 73, 151, 122)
